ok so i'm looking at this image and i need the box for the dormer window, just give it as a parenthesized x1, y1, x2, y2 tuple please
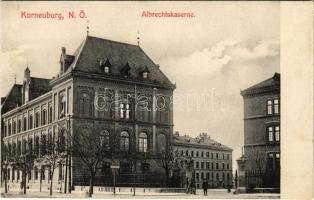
(104, 66, 110, 74)
(143, 72, 148, 79)
(121, 62, 131, 78)
(140, 66, 150, 79)
(100, 59, 112, 74)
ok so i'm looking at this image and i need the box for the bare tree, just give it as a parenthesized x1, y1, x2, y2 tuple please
(70, 127, 110, 197)
(7, 152, 35, 194)
(245, 146, 268, 187)
(35, 130, 66, 196)
(157, 148, 178, 187)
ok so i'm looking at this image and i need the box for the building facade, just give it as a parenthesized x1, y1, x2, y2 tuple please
(1, 35, 176, 191)
(172, 132, 233, 189)
(238, 73, 280, 191)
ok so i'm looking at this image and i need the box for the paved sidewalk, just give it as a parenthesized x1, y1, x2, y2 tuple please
(1, 190, 280, 199)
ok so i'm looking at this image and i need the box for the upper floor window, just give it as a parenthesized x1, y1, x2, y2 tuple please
(139, 132, 148, 153)
(80, 93, 92, 118)
(267, 98, 280, 115)
(23, 116, 27, 131)
(8, 122, 11, 136)
(59, 94, 66, 119)
(267, 100, 273, 115)
(119, 103, 130, 119)
(216, 163, 219, 170)
(143, 72, 148, 79)
(42, 109, 47, 125)
(120, 131, 129, 152)
(48, 106, 53, 123)
(35, 112, 40, 128)
(4, 125, 7, 137)
(12, 121, 16, 134)
(274, 99, 279, 114)
(18, 119, 22, 133)
(267, 125, 280, 143)
(29, 114, 33, 129)
(196, 151, 199, 157)
(104, 66, 110, 74)
(216, 153, 219, 159)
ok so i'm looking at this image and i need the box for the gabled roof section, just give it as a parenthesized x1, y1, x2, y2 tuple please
(241, 73, 280, 96)
(173, 133, 232, 151)
(1, 84, 22, 113)
(29, 77, 51, 100)
(70, 36, 174, 86)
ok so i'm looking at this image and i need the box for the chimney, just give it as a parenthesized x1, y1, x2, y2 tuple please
(61, 47, 66, 55)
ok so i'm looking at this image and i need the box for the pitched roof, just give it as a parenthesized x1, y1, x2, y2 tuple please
(1, 77, 51, 114)
(29, 77, 51, 100)
(241, 73, 280, 96)
(68, 36, 174, 87)
(173, 134, 232, 151)
(1, 84, 22, 113)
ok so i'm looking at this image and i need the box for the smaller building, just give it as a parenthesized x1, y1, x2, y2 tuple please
(172, 132, 233, 189)
(238, 73, 280, 192)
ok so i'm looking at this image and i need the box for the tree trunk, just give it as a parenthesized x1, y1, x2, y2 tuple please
(165, 168, 170, 188)
(49, 168, 55, 196)
(89, 172, 95, 197)
(4, 169, 8, 194)
(23, 169, 27, 194)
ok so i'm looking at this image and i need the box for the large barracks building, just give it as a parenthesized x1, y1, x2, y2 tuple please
(1, 36, 176, 191)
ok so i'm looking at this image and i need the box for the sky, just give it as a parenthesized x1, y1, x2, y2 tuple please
(1, 2, 280, 172)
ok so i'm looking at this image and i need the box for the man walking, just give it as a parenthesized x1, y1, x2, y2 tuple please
(202, 179, 209, 196)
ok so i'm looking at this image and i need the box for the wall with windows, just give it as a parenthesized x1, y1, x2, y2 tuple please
(174, 145, 233, 188)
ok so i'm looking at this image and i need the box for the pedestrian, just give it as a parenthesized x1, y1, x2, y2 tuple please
(202, 179, 209, 196)
(186, 179, 190, 194)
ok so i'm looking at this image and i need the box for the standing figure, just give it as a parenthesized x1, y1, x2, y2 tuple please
(202, 179, 209, 196)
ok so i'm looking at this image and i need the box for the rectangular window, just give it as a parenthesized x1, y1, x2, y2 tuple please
(29, 115, 33, 129)
(216, 163, 219, 170)
(23, 117, 27, 131)
(196, 173, 199, 180)
(274, 99, 279, 114)
(275, 126, 280, 142)
(201, 162, 204, 169)
(268, 127, 274, 142)
(191, 151, 194, 157)
(267, 100, 273, 115)
(196, 162, 199, 169)
(216, 153, 219, 159)
(119, 104, 124, 118)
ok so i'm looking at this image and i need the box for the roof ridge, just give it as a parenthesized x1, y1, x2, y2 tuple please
(87, 35, 138, 47)
(31, 76, 51, 80)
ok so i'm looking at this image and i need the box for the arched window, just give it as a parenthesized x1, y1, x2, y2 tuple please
(80, 93, 92, 117)
(100, 130, 110, 151)
(139, 132, 148, 153)
(120, 131, 129, 152)
(157, 134, 166, 154)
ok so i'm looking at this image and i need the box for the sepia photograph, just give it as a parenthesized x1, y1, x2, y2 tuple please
(0, 1, 312, 199)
